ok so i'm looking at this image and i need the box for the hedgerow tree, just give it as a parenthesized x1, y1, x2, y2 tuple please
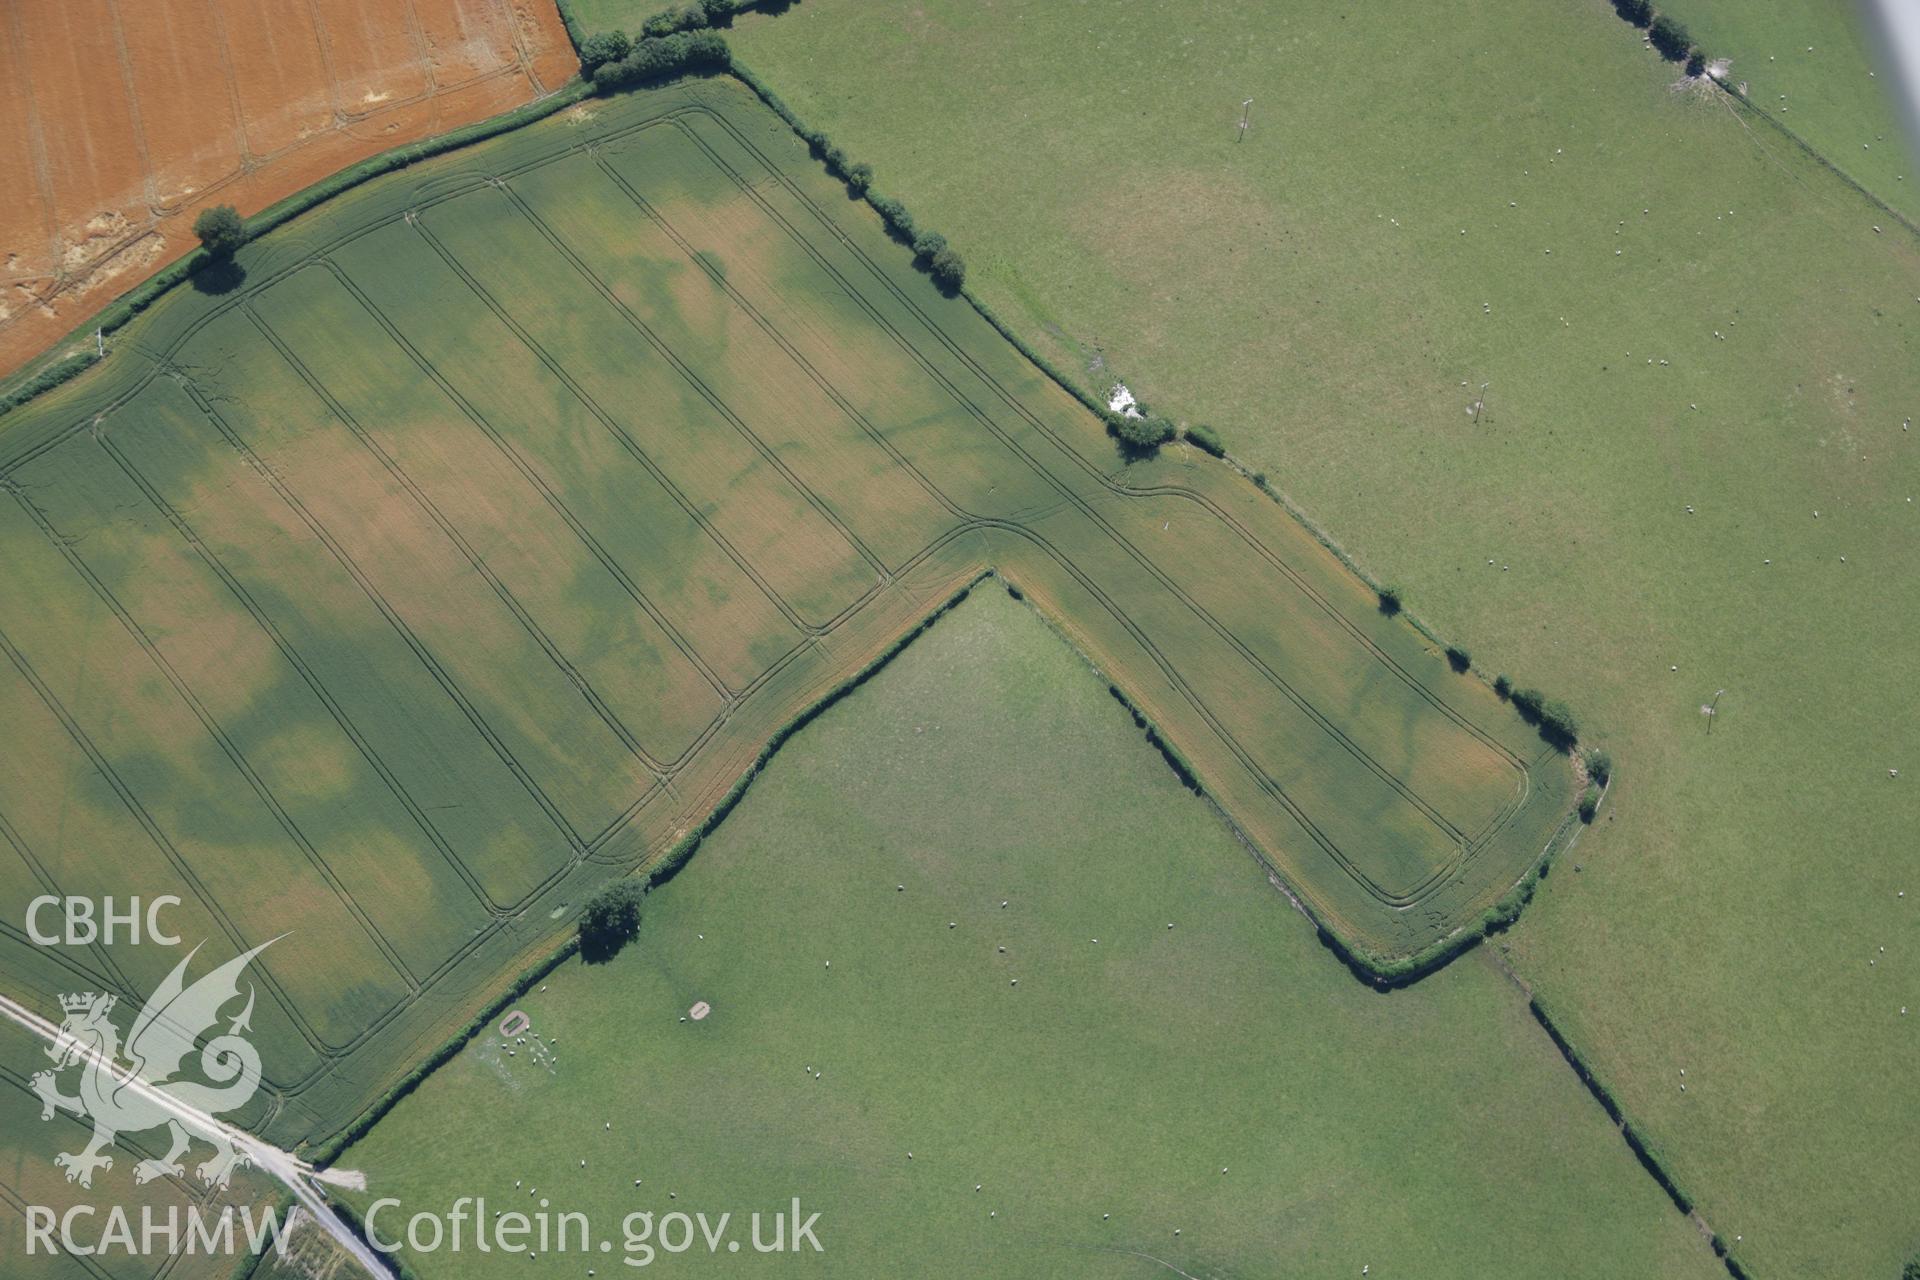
(912, 230, 947, 263)
(643, 2, 708, 36)
(845, 161, 873, 193)
(1445, 644, 1471, 673)
(1539, 698, 1580, 749)
(1106, 411, 1175, 458)
(1377, 585, 1403, 616)
(1584, 748, 1613, 787)
(1612, 0, 1652, 27)
(1685, 49, 1707, 77)
(578, 30, 632, 70)
(1493, 674, 1512, 699)
(928, 245, 966, 290)
(192, 205, 247, 258)
(579, 879, 647, 962)
(869, 194, 913, 238)
(1649, 14, 1691, 60)
(591, 30, 728, 90)
(1578, 786, 1600, 822)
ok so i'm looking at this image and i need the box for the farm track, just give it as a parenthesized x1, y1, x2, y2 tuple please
(0, 80, 1575, 1170)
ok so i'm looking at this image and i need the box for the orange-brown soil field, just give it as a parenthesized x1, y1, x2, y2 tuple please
(0, 0, 575, 379)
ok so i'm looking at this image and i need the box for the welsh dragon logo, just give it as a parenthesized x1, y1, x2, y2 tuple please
(31, 939, 275, 1190)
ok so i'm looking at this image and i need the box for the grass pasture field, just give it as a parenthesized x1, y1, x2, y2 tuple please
(0, 0, 577, 381)
(0, 66, 1573, 1216)
(726, 3, 1920, 1274)
(340, 587, 1722, 1280)
(1651, 0, 1919, 224)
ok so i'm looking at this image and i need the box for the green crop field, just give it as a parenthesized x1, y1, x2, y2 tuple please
(0, 66, 1572, 1216)
(727, 3, 1920, 1275)
(339, 586, 1720, 1279)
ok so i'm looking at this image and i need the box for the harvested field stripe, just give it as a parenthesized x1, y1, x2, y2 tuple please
(0, 482, 423, 990)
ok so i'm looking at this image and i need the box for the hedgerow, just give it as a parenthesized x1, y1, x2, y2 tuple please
(1649, 14, 1692, 61)
(578, 29, 632, 70)
(590, 30, 730, 88)
(1611, 0, 1652, 27)
(726, 57, 969, 298)
(0, 79, 592, 420)
(1584, 748, 1612, 787)
(1184, 422, 1225, 457)
(869, 195, 914, 239)
(309, 935, 580, 1166)
(1104, 410, 1174, 458)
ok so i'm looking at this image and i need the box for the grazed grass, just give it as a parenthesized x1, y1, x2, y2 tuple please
(725, 4, 1920, 1273)
(341, 588, 1721, 1279)
(1654, 0, 1918, 223)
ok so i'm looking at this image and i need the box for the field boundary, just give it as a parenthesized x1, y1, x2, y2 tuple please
(724, 52, 1558, 751)
(1712, 79, 1920, 243)
(0, 81, 595, 419)
(0, 70, 1574, 988)
(1521, 984, 1753, 1280)
(314, 568, 990, 1167)
(0, 75, 1577, 1166)
(1001, 576, 1587, 987)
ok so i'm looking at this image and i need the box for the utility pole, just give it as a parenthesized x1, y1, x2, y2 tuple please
(1238, 98, 1254, 143)
(1470, 381, 1489, 424)
(1707, 688, 1726, 735)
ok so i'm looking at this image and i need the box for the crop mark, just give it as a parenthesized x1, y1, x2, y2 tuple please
(3, 480, 422, 999)
(320, 260, 736, 712)
(0, 610, 329, 1083)
(89, 421, 509, 918)
(174, 379, 594, 869)
(244, 291, 670, 786)
(414, 169, 892, 596)
(640, 112, 1496, 900)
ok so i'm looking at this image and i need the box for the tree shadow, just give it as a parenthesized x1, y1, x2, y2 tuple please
(190, 256, 247, 296)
